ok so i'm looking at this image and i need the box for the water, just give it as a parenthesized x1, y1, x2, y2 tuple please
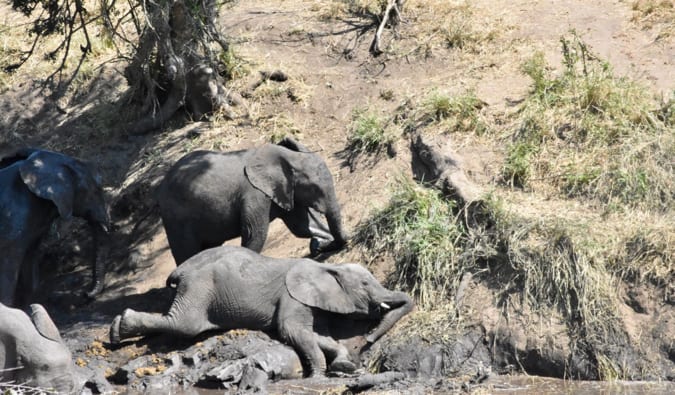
(136, 375, 675, 394)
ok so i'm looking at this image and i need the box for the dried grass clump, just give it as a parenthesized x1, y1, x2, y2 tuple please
(403, 0, 497, 57)
(503, 32, 674, 212)
(631, 0, 675, 39)
(420, 90, 489, 135)
(605, 213, 674, 289)
(316, 0, 497, 57)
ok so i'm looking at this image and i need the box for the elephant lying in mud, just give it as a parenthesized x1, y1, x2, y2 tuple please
(0, 303, 82, 393)
(0, 148, 110, 306)
(158, 137, 347, 264)
(110, 246, 413, 376)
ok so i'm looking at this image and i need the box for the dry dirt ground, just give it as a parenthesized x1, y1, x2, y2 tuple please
(1, 0, 674, 393)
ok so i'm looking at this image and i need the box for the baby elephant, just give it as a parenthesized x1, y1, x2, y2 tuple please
(0, 303, 82, 393)
(110, 246, 413, 376)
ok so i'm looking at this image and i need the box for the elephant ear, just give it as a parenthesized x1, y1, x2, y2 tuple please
(19, 150, 75, 219)
(29, 304, 64, 343)
(286, 262, 357, 314)
(276, 136, 311, 153)
(244, 145, 295, 211)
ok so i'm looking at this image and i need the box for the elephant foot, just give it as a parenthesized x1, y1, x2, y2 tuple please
(310, 238, 346, 256)
(309, 238, 322, 256)
(109, 315, 122, 344)
(110, 309, 136, 344)
(329, 357, 356, 374)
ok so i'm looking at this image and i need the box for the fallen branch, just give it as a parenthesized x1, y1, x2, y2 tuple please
(370, 0, 405, 56)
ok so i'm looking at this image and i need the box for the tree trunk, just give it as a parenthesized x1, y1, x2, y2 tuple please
(124, 0, 230, 135)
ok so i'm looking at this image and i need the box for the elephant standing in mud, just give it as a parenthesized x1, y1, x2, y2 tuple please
(110, 246, 413, 376)
(0, 303, 83, 393)
(0, 148, 110, 306)
(158, 137, 347, 265)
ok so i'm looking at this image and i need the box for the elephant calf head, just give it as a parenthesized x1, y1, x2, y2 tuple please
(0, 303, 82, 393)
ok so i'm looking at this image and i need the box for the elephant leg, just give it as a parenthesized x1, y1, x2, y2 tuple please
(0, 252, 24, 306)
(164, 220, 202, 265)
(240, 211, 269, 253)
(110, 307, 220, 344)
(280, 324, 326, 377)
(315, 334, 356, 373)
(19, 238, 45, 297)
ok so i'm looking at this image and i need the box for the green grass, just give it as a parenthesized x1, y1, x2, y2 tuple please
(354, 177, 473, 309)
(219, 47, 250, 81)
(503, 31, 674, 211)
(421, 90, 488, 134)
(347, 108, 398, 154)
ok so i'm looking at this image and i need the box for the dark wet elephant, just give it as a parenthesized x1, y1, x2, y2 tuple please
(0, 303, 83, 392)
(0, 148, 110, 306)
(110, 245, 413, 376)
(158, 137, 347, 264)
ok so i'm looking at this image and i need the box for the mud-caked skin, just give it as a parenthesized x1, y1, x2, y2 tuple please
(157, 137, 347, 265)
(109, 245, 413, 377)
(0, 148, 110, 306)
(0, 303, 83, 392)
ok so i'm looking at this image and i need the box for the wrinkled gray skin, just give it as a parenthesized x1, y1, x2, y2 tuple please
(0, 148, 110, 306)
(158, 137, 347, 265)
(0, 303, 83, 392)
(110, 246, 413, 376)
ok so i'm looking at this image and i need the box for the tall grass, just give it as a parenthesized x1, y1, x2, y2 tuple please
(503, 32, 674, 211)
(354, 177, 474, 309)
(354, 177, 636, 376)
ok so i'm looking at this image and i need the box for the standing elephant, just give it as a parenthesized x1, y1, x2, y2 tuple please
(0, 148, 110, 306)
(158, 137, 347, 265)
(0, 303, 83, 393)
(109, 246, 413, 376)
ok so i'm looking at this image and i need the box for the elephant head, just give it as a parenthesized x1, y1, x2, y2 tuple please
(244, 138, 347, 253)
(2, 148, 110, 301)
(0, 303, 83, 393)
(19, 150, 110, 227)
(286, 262, 413, 343)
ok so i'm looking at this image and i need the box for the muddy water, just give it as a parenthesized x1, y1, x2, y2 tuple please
(489, 376, 675, 394)
(165, 375, 675, 394)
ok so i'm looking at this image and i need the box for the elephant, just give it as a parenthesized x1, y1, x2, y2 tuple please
(0, 148, 110, 306)
(109, 245, 413, 377)
(157, 137, 347, 265)
(0, 303, 83, 393)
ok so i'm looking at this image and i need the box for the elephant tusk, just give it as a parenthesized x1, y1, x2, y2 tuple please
(380, 302, 391, 310)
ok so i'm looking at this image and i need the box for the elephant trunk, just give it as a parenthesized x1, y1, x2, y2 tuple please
(324, 199, 348, 248)
(85, 221, 109, 299)
(365, 291, 413, 343)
